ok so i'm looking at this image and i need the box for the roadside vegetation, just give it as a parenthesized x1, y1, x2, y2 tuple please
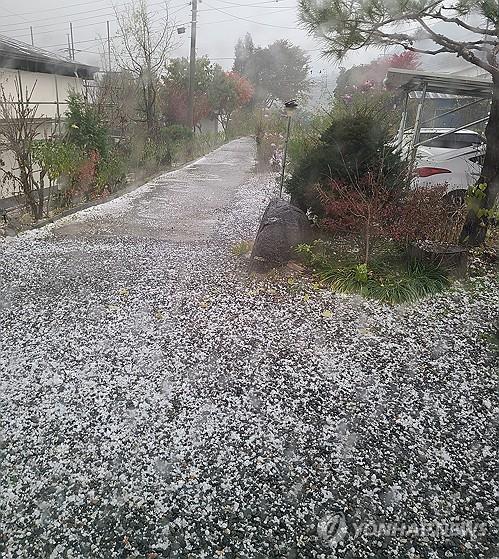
(0, 2, 310, 229)
(253, 63, 494, 304)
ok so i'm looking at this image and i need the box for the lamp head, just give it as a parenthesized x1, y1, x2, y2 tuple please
(284, 99, 298, 117)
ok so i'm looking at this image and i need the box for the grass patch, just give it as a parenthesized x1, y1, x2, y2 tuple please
(296, 241, 450, 304)
(232, 240, 252, 256)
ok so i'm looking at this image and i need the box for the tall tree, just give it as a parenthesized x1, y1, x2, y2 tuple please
(241, 40, 311, 107)
(162, 57, 218, 128)
(208, 71, 254, 135)
(233, 33, 255, 75)
(114, 0, 175, 137)
(299, 0, 499, 246)
(0, 78, 46, 219)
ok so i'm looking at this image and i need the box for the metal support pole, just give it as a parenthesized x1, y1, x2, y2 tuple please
(279, 115, 292, 198)
(67, 34, 72, 60)
(397, 91, 409, 147)
(107, 21, 111, 72)
(414, 117, 490, 148)
(409, 82, 427, 166)
(187, 0, 198, 133)
(30, 26, 34, 47)
(420, 97, 488, 128)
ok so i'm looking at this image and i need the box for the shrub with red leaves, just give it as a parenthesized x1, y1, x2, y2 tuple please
(320, 177, 466, 263)
(319, 173, 405, 264)
(75, 150, 100, 198)
(393, 185, 466, 244)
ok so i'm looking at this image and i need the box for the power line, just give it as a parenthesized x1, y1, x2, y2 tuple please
(7, 4, 190, 44)
(198, 0, 293, 12)
(201, 1, 297, 29)
(0, 1, 189, 33)
(0, 0, 291, 33)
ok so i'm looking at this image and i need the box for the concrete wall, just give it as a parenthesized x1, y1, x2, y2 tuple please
(0, 68, 87, 200)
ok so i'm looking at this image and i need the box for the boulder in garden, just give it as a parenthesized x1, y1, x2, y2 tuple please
(250, 198, 312, 272)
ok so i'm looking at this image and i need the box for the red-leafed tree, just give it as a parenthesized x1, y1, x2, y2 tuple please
(226, 71, 254, 106)
(162, 57, 217, 129)
(335, 52, 420, 98)
(209, 71, 254, 134)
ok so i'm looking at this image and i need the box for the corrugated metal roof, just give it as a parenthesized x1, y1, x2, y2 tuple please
(0, 35, 98, 79)
(385, 68, 492, 98)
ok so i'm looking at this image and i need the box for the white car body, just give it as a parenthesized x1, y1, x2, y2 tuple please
(395, 128, 485, 195)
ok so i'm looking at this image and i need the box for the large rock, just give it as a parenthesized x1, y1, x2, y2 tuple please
(250, 198, 312, 272)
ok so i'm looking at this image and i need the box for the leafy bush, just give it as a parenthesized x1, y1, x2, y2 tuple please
(96, 151, 127, 193)
(286, 95, 405, 214)
(66, 93, 109, 158)
(394, 185, 467, 244)
(32, 140, 84, 181)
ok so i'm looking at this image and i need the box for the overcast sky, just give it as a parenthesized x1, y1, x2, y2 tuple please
(0, 0, 381, 84)
(1, 0, 479, 84)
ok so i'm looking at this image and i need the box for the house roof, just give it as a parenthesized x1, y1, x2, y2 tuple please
(384, 68, 492, 99)
(0, 35, 98, 79)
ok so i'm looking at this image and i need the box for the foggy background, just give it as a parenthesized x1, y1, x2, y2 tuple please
(0, 0, 484, 99)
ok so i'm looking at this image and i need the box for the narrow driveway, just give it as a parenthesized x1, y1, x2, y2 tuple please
(0, 138, 497, 558)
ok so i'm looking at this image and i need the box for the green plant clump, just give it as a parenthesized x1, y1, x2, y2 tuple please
(232, 240, 252, 256)
(296, 243, 450, 304)
(286, 94, 405, 215)
(66, 93, 109, 158)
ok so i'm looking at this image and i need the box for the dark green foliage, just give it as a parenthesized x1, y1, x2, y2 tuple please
(286, 96, 406, 214)
(65, 93, 109, 158)
(321, 261, 450, 304)
(296, 242, 450, 304)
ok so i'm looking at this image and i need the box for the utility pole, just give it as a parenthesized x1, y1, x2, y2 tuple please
(70, 22, 75, 61)
(67, 34, 72, 60)
(106, 20, 112, 72)
(30, 26, 34, 47)
(187, 0, 198, 133)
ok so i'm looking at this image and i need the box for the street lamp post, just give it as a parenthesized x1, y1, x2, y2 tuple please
(279, 100, 298, 198)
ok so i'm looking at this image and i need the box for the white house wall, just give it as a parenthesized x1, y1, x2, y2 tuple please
(0, 69, 84, 118)
(0, 69, 87, 200)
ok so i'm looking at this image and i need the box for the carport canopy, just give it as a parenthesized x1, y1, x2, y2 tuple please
(384, 68, 492, 98)
(386, 68, 492, 156)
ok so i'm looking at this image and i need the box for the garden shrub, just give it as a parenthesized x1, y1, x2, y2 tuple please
(66, 94, 109, 159)
(96, 151, 128, 194)
(286, 95, 405, 215)
(32, 140, 84, 183)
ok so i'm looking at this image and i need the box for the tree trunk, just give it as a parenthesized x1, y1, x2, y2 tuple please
(364, 209, 371, 265)
(459, 74, 499, 246)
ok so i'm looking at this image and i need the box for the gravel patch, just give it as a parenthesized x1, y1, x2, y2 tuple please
(0, 138, 497, 558)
